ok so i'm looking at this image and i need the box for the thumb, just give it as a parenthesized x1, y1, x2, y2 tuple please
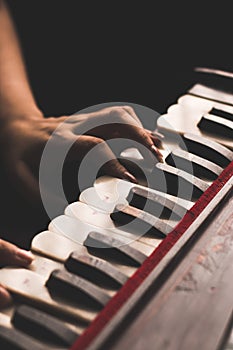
(68, 134, 139, 184)
(0, 239, 34, 309)
(0, 285, 12, 308)
(99, 158, 138, 184)
(0, 239, 34, 267)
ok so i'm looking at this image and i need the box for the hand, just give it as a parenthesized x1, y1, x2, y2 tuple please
(0, 105, 163, 206)
(0, 239, 33, 308)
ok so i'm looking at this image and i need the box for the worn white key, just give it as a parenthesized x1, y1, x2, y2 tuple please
(79, 186, 127, 214)
(165, 148, 223, 180)
(0, 268, 96, 324)
(197, 113, 233, 140)
(188, 83, 233, 106)
(3, 255, 111, 320)
(49, 213, 156, 251)
(29, 254, 62, 280)
(92, 176, 193, 215)
(125, 187, 192, 220)
(32, 231, 138, 278)
(84, 231, 148, 267)
(178, 94, 233, 115)
(157, 103, 233, 149)
(149, 163, 209, 201)
(111, 204, 176, 237)
(65, 202, 163, 248)
(0, 313, 10, 327)
(31, 232, 129, 289)
(80, 185, 191, 222)
(30, 251, 118, 296)
(15, 254, 111, 310)
(181, 133, 233, 168)
(49, 213, 155, 255)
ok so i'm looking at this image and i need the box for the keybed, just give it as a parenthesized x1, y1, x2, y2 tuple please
(0, 70, 232, 349)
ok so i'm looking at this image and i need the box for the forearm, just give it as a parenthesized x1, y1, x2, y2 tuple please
(0, 0, 43, 125)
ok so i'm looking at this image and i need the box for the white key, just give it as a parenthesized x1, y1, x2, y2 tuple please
(49, 214, 155, 253)
(0, 268, 96, 323)
(32, 230, 139, 278)
(178, 94, 233, 115)
(92, 176, 193, 214)
(157, 103, 233, 150)
(65, 201, 167, 248)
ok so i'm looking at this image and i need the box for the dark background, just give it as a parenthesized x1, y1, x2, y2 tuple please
(6, 1, 233, 117)
(2, 0, 233, 247)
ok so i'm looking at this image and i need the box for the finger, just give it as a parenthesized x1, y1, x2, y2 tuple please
(0, 239, 34, 267)
(66, 133, 138, 183)
(99, 159, 138, 184)
(110, 107, 163, 162)
(149, 130, 165, 140)
(0, 285, 12, 309)
(82, 120, 163, 163)
(150, 135, 163, 149)
(148, 134, 164, 149)
(56, 116, 68, 122)
(119, 123, 164, 163)
(53, 116, 69, 125)
(120, 108, 164, 158)
(145, 129, 164, 140)
(123, 108, 163, 143)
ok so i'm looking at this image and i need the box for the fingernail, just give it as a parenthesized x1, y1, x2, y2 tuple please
(16, 249, 34, 265)
(156, 139, 164, 149)
(123, 171, 138, 184)
(151, 131, 164, 139)
(151, 145, 163, 162)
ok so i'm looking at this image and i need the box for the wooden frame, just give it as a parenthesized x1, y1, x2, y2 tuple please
(70, 161, 233, 350)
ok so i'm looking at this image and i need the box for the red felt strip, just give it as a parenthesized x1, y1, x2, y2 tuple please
(71, 161, 233, 350)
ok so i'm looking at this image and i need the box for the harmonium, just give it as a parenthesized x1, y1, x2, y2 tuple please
(0, 67, 233, 350)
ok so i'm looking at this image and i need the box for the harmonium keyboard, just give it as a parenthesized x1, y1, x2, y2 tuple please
(0, 67, 233, 350)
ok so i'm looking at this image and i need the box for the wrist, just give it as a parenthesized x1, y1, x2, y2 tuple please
(0, 103, 44, 127)
(0, 80, 44, 125)
(0, 106, 44, 158)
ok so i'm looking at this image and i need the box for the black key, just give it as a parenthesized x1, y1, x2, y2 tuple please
(46, 269, 110, 310)
(84, 231, 147, 267)
(210, 107, 233, 121)
(165, 148, 222, 180)
(181, 133, 233, 167)
(0, 325, 48, 350)
(65, 252, 128, 289)
(149, 163, 209, 201)
(197, 114, 233, 139)
(111, 204, 174, 238)
(126, 186, 190, 219)
(12, 304, 78, 347)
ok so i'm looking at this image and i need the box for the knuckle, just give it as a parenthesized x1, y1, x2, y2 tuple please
(47, 117, 56, 122)
(109, 106, 124, 118)
(122, 105, 134, 113)
(89, 136, 104, 146)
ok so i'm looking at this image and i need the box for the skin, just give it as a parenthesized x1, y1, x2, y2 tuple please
(0, 0, 162, 306)
(0, 239, 33, 308)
